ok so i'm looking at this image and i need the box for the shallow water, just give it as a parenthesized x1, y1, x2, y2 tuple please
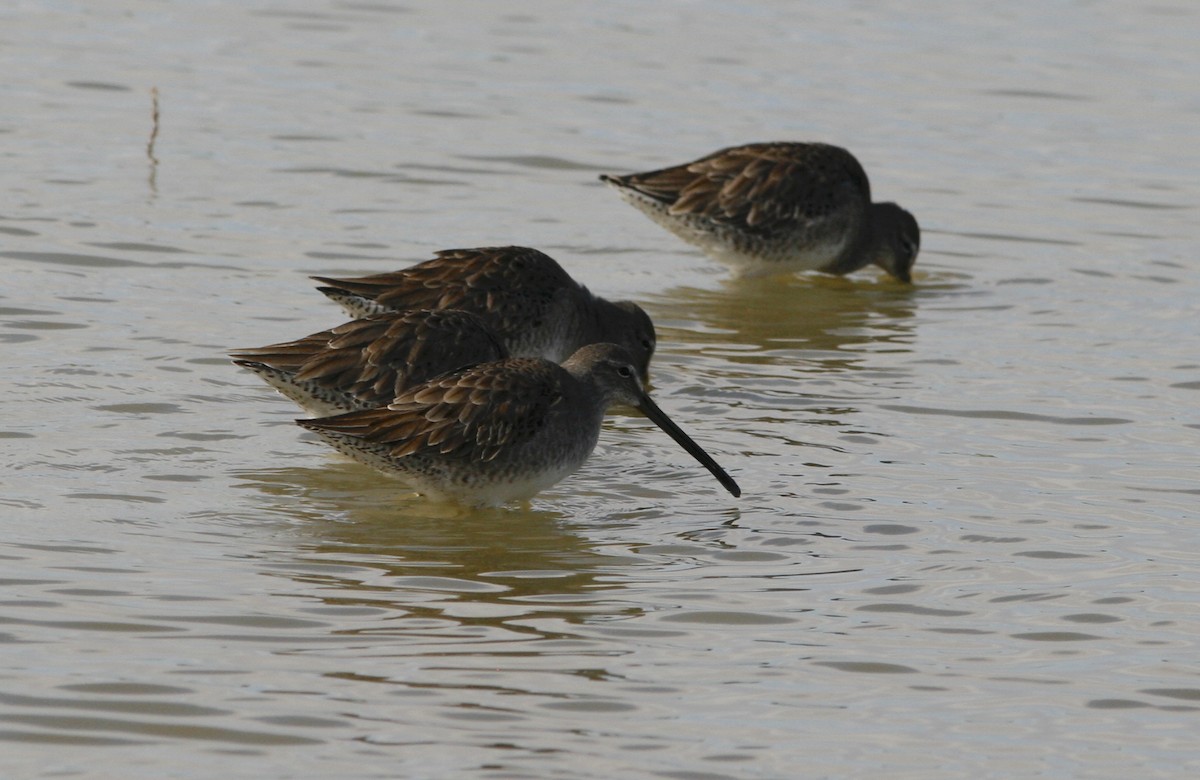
(3, 1, 1199, 778)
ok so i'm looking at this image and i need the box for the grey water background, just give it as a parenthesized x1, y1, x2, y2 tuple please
(2, 1, 1198, 777)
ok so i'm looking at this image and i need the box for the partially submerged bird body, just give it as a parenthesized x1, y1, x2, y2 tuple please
(230, 308, 507, 417)
(297, 343, 740, 506)
(312, 246, 657, 376)
(601, 142, 919, 282)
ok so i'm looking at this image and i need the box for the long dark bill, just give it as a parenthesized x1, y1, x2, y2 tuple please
(637, 394, 741, 498)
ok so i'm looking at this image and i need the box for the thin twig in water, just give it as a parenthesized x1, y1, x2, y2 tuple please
(147, 87, 160, 164)
(147, 87, 160, 194)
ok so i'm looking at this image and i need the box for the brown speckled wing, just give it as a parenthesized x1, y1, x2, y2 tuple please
(613, 142, 873, 236)
(311, 247, 578, 337)
(301, 357, 566, 463)
(229, 332, 328, 373)
(232, 309, 507, 408)
(309, 309, 507, 407)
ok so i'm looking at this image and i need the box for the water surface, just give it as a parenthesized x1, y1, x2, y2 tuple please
(2, 1, 1198, 778)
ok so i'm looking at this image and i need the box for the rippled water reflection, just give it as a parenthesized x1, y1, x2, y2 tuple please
(3, 1, 1199, 778)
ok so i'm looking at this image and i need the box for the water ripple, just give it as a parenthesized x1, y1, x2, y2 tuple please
(879, 404, 1132, 426)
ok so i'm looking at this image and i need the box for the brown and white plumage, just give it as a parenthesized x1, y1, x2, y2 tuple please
(311, 246, 657, 377)
(230, 308, 507, 416)
(296, 343, 741, 506)
(601, 142, 920, 282)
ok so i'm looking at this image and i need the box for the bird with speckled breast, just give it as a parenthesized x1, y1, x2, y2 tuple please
(297, 343, 741, 506)
(601, 141, 920, 283)
(312, 246, 657, 378)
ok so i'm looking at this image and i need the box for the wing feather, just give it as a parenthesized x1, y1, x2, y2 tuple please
(300, 357, 566, 464)
(311, 247, 578, 343)
(232, 309, 506, 410)
(609, 142, 873, 236)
